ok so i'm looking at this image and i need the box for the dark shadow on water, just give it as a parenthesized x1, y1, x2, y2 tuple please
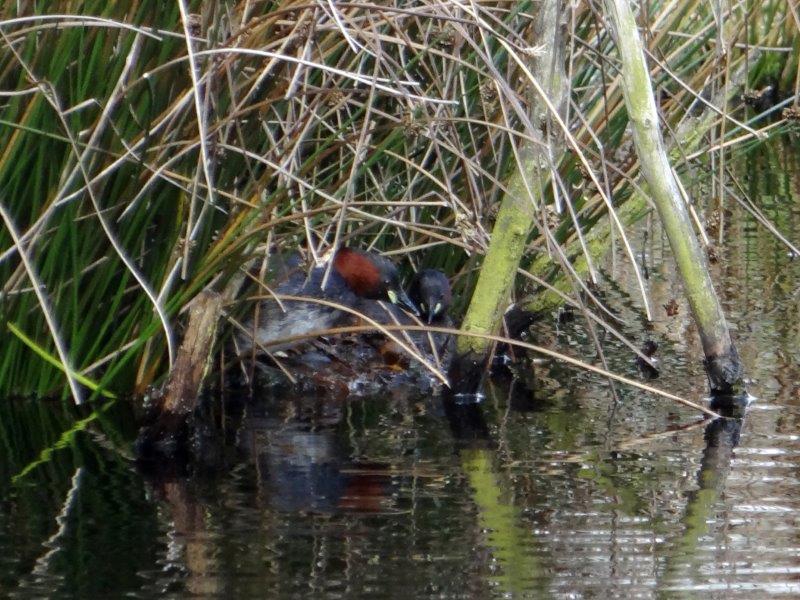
(446, 350, 490, 403)
(441, 394, 492, 448)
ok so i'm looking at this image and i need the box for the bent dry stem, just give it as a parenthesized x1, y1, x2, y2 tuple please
(244, 319, 721, 419)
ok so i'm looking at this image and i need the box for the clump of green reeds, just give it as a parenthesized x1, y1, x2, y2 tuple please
(0, 0, 796, 401)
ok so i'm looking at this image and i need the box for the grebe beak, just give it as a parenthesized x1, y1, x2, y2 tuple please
(388, 288, 419, 316)
(427, 302, 442, 325)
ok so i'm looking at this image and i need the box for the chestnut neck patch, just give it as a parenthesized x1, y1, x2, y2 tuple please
(333, 248, 383, 298)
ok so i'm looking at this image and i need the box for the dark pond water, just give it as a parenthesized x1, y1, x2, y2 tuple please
(2, 138, 800, 599)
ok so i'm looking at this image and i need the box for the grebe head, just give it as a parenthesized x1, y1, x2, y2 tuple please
(409, 269, 452, 325)
(333, 248, 419, 315)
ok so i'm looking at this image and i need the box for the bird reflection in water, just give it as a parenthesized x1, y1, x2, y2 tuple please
(241, 398, 396, 514)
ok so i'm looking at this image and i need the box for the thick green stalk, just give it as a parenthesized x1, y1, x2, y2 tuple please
(605, 0, 744, 393)
(457, 149, 539, 354)
(457, 0, 566, 355)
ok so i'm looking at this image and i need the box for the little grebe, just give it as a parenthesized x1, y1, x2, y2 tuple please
(409, 269, 453, 325)
(236, 247, 418, 354)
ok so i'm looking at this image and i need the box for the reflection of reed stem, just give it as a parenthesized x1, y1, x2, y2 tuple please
(31, 467, 85, 576)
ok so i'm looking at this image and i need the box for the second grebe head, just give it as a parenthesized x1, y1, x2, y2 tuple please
(409, 269, 452, 325)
